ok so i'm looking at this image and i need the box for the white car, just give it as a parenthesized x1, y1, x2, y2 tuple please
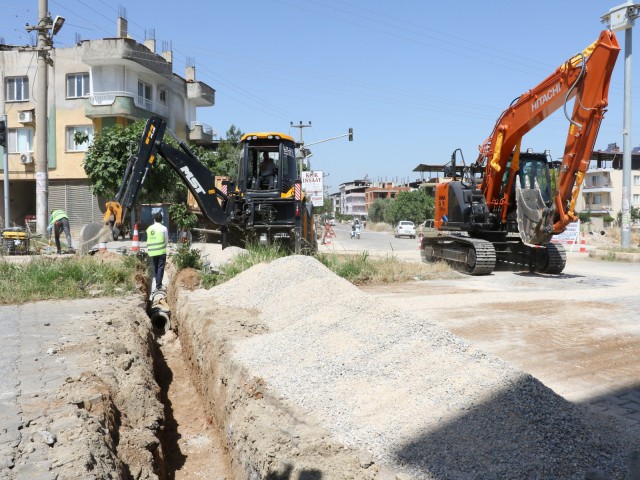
(394, 221, 416, 238)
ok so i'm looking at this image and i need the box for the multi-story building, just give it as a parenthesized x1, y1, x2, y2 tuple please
(577, 144, 640, 229)
(364, 181, 411, 211)
(339, 180, 369, 219)
(0, 15, 215, 230)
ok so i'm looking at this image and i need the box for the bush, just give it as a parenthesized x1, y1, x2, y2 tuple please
(171, 244, 202, 270)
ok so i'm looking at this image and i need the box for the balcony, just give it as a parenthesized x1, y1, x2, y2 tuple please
(584, 204, 613, 214)
(81, 38, 172, 77)
(186, 81, 215, 107)
(187, 121, 215, 145)
(85, 91, 169, 120)
(582, 183, 614, 193)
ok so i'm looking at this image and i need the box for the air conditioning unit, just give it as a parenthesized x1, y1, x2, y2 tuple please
(20, 153, 34, 165)
(18, 111, 33, 123)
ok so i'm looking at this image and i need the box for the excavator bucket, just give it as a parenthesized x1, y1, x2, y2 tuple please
(515, 175, 555, 246)
(78, 222, 112, 255)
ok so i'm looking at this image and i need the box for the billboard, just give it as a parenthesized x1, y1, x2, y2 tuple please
(301, 170, 324, 207)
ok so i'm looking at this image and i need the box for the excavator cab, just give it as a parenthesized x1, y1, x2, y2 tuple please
(237, 132, 298, 197)
(513, 152, 555, 245)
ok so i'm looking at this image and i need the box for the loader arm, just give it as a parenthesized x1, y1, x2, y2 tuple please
(477, 30, 620, 237)
(105, 116, 229, 237)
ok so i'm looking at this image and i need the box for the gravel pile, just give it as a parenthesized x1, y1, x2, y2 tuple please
(205, 255, 634, 479)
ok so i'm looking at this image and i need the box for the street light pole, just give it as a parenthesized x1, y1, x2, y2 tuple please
(25, 2, 64, 235)
(602, 1, 640, 248)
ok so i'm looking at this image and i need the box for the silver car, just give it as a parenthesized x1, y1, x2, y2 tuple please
(394, 221, 416, 239)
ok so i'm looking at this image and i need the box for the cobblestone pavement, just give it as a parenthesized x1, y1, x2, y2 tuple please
(0, 299, 119, 479)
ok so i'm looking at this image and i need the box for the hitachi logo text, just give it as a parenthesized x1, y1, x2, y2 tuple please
(531, 83, 561, 112)
(180, 166, 205, 194)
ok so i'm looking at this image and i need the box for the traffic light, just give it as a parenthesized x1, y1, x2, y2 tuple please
(348, 127, 353, 141)
(0, 120, 6, 149)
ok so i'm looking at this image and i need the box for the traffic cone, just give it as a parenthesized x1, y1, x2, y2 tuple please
(579, 232, 587, 253)
(131, 224, 140, 252)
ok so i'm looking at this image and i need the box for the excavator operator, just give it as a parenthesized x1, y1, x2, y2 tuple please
(258, 152, 276, 189)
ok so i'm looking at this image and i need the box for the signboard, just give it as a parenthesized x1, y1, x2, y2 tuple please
(301, 170, 324, 207)
(551, 220, 580, 247)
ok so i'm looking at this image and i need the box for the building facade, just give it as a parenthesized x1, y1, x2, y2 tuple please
(577, 146, 640, 230)
(0, 16, 215, 231)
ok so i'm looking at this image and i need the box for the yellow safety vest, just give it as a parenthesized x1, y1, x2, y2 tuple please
(48, 209, 67, 227)
(146, 223, 167, 256)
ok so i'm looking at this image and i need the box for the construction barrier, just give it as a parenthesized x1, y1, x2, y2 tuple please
(131, 224, 140, 252)
(580, 232, 587, 253)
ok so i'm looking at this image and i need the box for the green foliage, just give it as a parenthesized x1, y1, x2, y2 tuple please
(602, 214, 615, 224)
(83, 121, 244, 205)
(214, 125, 244, 179)
(578, 211, 591, 224)
(383, 189, 434, 225)
(368, 198, 390, 223)
(0, 256, 142, 304)
(200, 243, 287, 288)
(171, 244, 203, 271)
(616, 207, 640, 225)
(83, 120, 184, 203)
(168, 203, 197, 230)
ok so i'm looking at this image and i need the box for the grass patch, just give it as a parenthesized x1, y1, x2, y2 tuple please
(317, 251, 457, 285)
(0, 255, 144, 304)
(201, 243, 289, 288)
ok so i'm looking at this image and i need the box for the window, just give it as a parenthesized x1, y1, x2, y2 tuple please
(66, 73, 90, 98)
(137, 80, 152, 109)
(158, 88, 167, 104)
(634, 194, 640, 206)
(66, 125, 94, 152)
(592, 194, 602, 205)
(8, 128, 34, 153)
(6, 76, 29, 102)
(591, 176, 597, 187)
(634, 175, 640, 187)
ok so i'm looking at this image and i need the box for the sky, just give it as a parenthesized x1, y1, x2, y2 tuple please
(1, 1, 638, 193)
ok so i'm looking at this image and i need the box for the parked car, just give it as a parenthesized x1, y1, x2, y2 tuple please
(394, 220, 416, 238)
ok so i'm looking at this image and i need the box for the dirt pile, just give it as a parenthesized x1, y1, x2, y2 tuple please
(172, 254, 636, 479)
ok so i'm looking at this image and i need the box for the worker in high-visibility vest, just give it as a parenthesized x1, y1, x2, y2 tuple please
(146, 211, 168, 292)
(47, 209, 73, 254)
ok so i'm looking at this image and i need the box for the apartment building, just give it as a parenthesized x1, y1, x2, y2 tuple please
(577, 145, 640, 229)
(339, 180, 369, 219)
(0, 16, 215, 230)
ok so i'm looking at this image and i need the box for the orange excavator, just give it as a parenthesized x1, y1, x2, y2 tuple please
(422, 30, 620, 275)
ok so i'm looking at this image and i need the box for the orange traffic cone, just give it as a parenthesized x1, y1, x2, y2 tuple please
(131, 224, 140, 252)
(579, 232, 587, 253)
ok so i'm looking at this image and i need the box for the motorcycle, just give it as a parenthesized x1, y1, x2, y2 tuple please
(351, 224, 361, 239)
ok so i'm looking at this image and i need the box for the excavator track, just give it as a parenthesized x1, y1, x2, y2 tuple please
(421, 234, 496, 275)
(535, 242, 567, 274)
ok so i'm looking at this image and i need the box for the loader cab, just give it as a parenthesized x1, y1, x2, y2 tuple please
(237, 132, 298, 197)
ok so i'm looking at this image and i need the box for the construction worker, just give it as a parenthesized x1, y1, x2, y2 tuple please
(146, 212, 168, 292)
(47, 209, 73, 254)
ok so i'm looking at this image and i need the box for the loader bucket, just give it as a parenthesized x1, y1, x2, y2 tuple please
(515, 175, 555, 246)
(78, 222, 112, 255)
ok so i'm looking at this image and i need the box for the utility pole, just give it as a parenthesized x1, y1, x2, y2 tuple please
(25, 2, 64, 235)
(291, 121, 312, 175)
(602, 2, 640, 248)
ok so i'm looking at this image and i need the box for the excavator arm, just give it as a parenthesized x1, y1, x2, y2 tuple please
(104, 116, 229, 239)
(477, 30, 620, 242)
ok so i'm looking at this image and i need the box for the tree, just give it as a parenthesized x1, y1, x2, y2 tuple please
(82, 120, 185, 204)
(384, 189, 434, 225)
(368, 198, 390, 222)
(83, 122, 244, 204)
(212, 125, 243, 178)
